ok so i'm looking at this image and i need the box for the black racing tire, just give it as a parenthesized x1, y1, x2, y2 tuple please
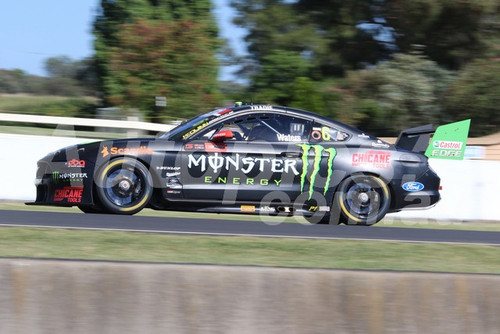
(95, 157, 153, 215)
(334, 174, 391, 226)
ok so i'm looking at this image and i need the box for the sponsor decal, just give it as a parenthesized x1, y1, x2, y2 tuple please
(429, 150, 462, 158)
(402, 182, 425, 192)
(182, 122, 210, 139)
(203, 176, 283, 186)
(352, 151, 391, 169)
(101, 146, 153, 157)
(54, 186, 83, 203)
(425, 119, 470, 161)
(371, 140, 390, 148)
(184, 143, 205, 150)
(277, 133, 302, 142)
(166, 176, 182, 189)
(311, 128, 322, 141)
(241, 205, 255, 213)
(308, 205, 329, 212)
(166, 172, 181, 177)
(217, 108, 232, 115)
(52, 172, 88, 184)
(204, 142, 227, 153)
(188, 154, 299, 175)
(428, 140, 464, 159)
(65, 159, 85, 168)
(250, 105, 275, 111)
(358, 133, 370, 139)
(433, 140, 463, 150)
(260, 206, 273, 212)
(166, 190, 181, 194)
(156, 166, 180, 171)
(311, 127, 348, 142)
(298, 144, 337, 200)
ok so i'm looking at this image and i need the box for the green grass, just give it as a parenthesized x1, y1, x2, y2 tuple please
(1, 204, 499, 273)
(0, 227, 499, 273)
(0, 94, 96, 115)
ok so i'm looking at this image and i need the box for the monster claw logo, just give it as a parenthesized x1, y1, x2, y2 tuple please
(298, 144, 337, 200)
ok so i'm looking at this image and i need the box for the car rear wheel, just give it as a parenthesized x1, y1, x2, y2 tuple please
(334, 174, 391, 226)
(96, 157, 153, 215)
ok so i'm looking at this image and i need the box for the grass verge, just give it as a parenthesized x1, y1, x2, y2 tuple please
(0, 227, 499, 274)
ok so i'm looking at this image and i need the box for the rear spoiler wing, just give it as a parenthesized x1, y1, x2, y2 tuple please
(395, 120, 471, 160)
(395, 124, 435, 155)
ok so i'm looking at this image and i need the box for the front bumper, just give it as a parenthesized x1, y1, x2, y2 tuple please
(28, 159, 93, 207)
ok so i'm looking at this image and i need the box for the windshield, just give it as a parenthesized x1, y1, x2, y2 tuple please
(158, 108, 230, 140)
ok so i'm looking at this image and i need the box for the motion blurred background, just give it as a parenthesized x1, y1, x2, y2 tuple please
(0, 0, 498, 139)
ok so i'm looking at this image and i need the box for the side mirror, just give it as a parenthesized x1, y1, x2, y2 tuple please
(212, 130, 234, 143)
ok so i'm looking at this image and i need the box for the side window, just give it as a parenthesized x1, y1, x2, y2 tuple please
(310, 122, 350, 143)
(193, 116, 260, 141)
(192, 114, 312, 142)
(217, 119, 258, 141)
(247, 114, 311, 142)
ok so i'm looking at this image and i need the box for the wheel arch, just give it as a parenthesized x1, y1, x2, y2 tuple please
(332, 171, 393, 225)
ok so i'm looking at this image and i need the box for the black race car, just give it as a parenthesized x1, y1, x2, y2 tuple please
(29, 104, 449, 225)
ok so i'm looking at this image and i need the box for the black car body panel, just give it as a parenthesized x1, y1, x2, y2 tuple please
(29, 105, 441, 225)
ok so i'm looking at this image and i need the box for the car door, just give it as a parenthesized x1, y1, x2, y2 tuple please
(179, 112, 313, 205)
(299, 121, 352, 203)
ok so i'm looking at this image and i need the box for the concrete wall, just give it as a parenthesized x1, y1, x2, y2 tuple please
(1, 259, 499, 334)
(1, 132, 499, 221)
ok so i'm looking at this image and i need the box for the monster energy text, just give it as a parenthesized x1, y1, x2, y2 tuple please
(52, 171, 88, 184)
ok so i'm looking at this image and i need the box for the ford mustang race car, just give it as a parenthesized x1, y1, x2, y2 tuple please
(28, 104, 470, 225)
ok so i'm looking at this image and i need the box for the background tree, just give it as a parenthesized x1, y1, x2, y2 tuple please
(335, 53, 453, 135)
(444, 59, 500, 136)
(232, 0, 387, 79)
(382, 0, 500, 69)
(230, 0, 499, 136)
(43, 56, 98, 96)
(105, 19, 220, 121)
(93, 0, 220, 120)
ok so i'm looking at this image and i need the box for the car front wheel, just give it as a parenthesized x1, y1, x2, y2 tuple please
(96, 157, 153, 215)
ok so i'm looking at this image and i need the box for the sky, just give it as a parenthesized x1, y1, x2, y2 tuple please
(0, 0, 247, 79)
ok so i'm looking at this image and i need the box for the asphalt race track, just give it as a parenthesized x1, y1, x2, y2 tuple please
(1, 210, 499, 245)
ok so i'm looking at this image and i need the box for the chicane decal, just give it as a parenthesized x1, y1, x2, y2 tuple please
(352, 150, 390, 169)
(54, 186, 83, 203)
(298, 144, 337, 200)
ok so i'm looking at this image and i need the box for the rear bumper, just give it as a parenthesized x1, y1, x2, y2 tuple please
(391, 167, 441, 211)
